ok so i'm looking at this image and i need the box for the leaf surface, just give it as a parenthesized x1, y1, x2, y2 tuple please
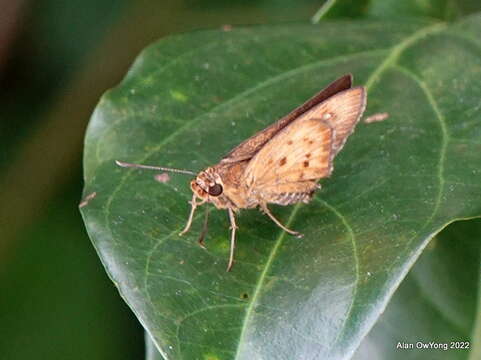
(81, 15, 481, 360)
(314, 0, 481, 21)
(353, 219, 481, 360)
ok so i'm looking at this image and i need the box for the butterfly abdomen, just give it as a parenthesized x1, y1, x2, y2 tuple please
(270, 191, 315, 205)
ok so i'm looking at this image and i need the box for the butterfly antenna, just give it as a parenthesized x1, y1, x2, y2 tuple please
(115, 160, 196, 176)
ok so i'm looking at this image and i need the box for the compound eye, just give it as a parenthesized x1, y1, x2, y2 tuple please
(208, 183, 223, 196)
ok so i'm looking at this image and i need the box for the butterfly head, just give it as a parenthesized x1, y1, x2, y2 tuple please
(190, 167, 226, 204)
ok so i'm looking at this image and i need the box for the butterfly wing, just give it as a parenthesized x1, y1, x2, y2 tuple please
(220, 74, 353, 164)
(243, 87, 366, 191)
(243, 118, 334, 188)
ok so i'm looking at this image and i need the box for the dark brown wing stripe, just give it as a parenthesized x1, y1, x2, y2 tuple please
(220, 74, 353, 164)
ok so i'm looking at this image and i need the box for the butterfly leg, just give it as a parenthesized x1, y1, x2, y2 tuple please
(226, 208, 238, 272)
(196, 205, 210, 249)
(260, 203, 304, 238)
(179, 194, 205, 236)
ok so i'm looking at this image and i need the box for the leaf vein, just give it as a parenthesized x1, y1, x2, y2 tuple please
(315, 198, 359, 349)
(234, 204, 302, 359)
(392, 65, 449, 222)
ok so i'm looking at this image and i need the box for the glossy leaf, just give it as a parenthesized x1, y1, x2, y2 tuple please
(81, 15, 481, 360)
(367, 0, 460, 20)
(353, 219, 481, 360)
(146, 332, 165, 360)
(312, 0, 371, 21)
(313, 0, 481, 21)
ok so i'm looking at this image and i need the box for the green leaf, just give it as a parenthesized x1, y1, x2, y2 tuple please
(81, 15, 481, 360)
(367, 0, 461, 21)
(312, 0, 371, 22)
(313, 0, 481, 22)
(146, 332, 166, 360)
(353, 219, 481, 360)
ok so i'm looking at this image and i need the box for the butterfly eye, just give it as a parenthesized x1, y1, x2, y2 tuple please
(208, 183, 223, 196)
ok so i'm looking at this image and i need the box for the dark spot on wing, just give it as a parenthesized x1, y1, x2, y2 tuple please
(279, 157, 287, 166)
(287, 140, 293, 145)
(305, 153, 311, 158)
(303, 161, 309, 167)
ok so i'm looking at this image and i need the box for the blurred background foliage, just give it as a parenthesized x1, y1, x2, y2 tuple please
(1, 0, 480, 359)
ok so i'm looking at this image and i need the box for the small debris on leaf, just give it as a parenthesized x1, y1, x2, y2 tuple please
(154, 173, 170, 183)
(79, 192, 97, 208)
(364, 112, 389, 124)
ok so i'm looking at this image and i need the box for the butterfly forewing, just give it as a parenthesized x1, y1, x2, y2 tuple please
(242, 87, 366, 192)
(243, 119, 333, 187)
(220, 74, 353, 164)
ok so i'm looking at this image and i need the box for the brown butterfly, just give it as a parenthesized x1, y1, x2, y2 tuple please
(117, 74, 366, 271)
